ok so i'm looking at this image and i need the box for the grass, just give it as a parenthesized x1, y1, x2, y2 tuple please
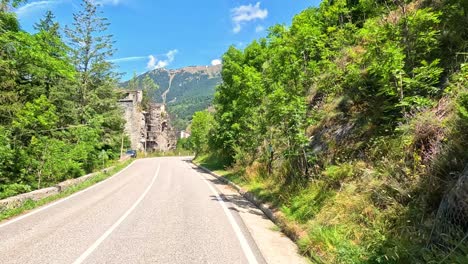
(194, 153, 232, 176)
(0, 159, 133, 222)
(192, 153, 406, 263)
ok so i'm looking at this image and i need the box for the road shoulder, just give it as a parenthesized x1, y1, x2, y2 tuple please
(189, 161, 309, 264)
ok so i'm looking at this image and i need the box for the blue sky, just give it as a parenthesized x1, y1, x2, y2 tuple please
(15, 0, 320, 80)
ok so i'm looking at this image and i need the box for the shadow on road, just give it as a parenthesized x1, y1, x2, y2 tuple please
(209, 193, 268, 219)
(183, 158, 269, 220)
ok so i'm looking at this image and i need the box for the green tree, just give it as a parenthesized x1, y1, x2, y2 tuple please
(0, 126, 13, 185)
(128, 71, 140, 90)
(65, 0, 117, 124)
(34, 11, 74, 98)
(0, 8, 73, 125)
(141, 74, 159, 109)
(65, 0, 124, 159)
(34, 10, 59, 35)
(190, 111, 215, 156)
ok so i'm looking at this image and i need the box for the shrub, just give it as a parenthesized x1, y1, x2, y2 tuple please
(0, 184, 32, 199)
(281, 182, 335, 223)
(322, 163, 354, 181)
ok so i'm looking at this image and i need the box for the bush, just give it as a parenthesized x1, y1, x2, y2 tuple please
(322, 163, 354, 181)
(282, 183, 334, 223)
(0, 184, 32, 199)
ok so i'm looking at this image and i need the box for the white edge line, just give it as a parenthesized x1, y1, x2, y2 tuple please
(196, 166, 259, 264)
(73, 164, 160, 264)
(0, 160, 138, 229)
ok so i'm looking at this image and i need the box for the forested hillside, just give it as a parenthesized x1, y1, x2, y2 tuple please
(124, 65, 221, 131)
(192, 0, 468, 262)
(0, 1, 125, 199)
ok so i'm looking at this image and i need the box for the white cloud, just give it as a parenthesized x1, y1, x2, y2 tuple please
(211, 59, 222, 66)
(109, 56, 146, 63)
(15, 0, 125, 18)
(15, 0, 63, 18)
(231, 2, 268, 33)
(147, 55, 157, 69)
(94, 0, 124, 6)
(166, 49, 177, 61)
(147, 49, 178, 70)
(255, 25, 265, 33)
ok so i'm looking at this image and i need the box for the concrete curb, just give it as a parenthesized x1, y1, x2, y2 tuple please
(192, 161, 306, 243)
(0, 166, 116, 213)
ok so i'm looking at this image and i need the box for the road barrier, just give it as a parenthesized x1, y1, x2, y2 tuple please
(0, 166, 115, 213)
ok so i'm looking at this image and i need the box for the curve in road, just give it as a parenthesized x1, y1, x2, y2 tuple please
(0, 157, 265, 264)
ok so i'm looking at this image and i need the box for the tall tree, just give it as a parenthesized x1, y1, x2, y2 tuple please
(128, 71, 140, 90)
(33, 11, 74, 99)
(65, 0, 117, 124)
(34, 10, 59, 35)
(141, 75, 159, 109)
(190, 111, 215, 156)
(64, 0, 124, 167)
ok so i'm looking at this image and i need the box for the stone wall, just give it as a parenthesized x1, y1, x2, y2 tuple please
(0, 166, 115, 213)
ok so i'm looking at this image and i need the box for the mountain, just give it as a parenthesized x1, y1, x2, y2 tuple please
(123, 65, 222, 131)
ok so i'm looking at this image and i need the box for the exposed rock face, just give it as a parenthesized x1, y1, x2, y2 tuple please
(145, 103, 177, 151)
(118, 90, 176, 152)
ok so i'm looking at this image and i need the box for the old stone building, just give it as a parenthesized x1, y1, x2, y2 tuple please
(118, 90, 176, 152)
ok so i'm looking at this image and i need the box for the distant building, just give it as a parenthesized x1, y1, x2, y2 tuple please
(180, 131, 191, 139)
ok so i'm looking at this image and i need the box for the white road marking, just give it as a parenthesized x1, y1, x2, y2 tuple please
(0, 161, 137, 229)
(73, 164, 160, 264)
(196, 166, 259, 264)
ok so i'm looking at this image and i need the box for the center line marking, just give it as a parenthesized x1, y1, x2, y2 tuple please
(73, 164, 160, 264)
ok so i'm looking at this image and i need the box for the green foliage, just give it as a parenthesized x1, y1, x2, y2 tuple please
(322, 163, 354, 181)
(455, 65, 468, 120)
(140, 74, 159, 109)
(189, 111, 215, 155)
(0, 183, 31, 199)
(282, 183, 334, 224)
(0, 2, 124, 197)
(176, 137, 193, 151)
(457, 92, 468, 119)
(304, 224, 366, 263)
(0, 126, 13, 184)
(127, 72, 140, 90)
(208, 0, 468, 263)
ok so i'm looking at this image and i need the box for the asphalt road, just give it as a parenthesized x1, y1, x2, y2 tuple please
(0, 157, 266, 264)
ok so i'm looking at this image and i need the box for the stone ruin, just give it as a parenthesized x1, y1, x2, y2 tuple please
(118, 90, 177, 152)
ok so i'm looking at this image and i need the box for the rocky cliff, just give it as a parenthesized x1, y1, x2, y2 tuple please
(118, 90, 176, 152)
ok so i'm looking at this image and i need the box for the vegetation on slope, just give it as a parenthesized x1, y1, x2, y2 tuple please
(190, 0, 468, 262)
(0, 1, 126, 199)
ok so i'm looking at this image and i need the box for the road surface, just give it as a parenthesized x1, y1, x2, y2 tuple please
(0, 157, 267, 264)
